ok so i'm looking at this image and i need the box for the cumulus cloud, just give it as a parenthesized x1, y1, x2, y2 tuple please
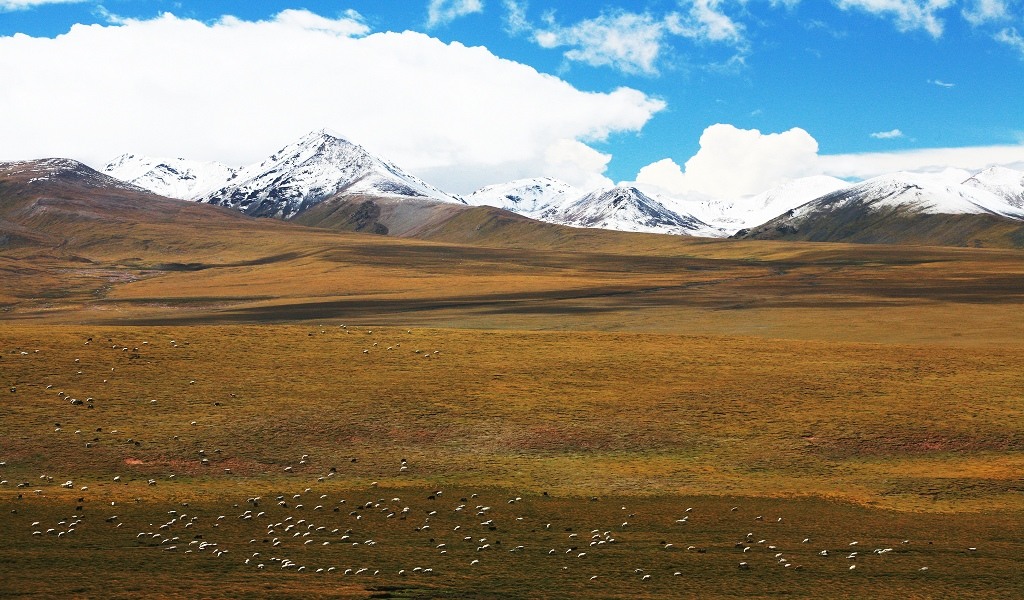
(270, 9, 370, 36)
(834, 0, 954, 38)
(636, 124, 820, 199)
(0, 10, 665, 193)
(636, 123, 1024, 201)
(543, 140, 614, 190)
(427, 0, 484, 28)
(870, 128, 905, 139)
(0, 0, 85, 10)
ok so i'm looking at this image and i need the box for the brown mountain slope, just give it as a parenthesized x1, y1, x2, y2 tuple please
(736, 193, 1024, 248)
(3, 158, 1024, 346)
(290, 193, 477, 236)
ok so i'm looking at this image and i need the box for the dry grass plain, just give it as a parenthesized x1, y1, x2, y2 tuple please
(2, 179, 1023, 597)
(2, 325, 1022, 598)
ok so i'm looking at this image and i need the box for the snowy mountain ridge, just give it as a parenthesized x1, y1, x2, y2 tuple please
(103, 154, 238, 199)
(555, 186, 715, 235)
(198, 130, 464, 219)
(963, 166, 1024, 209)
(465, 177, 581, 216)
(101, 130, 1024, 236)
(787, 171, 1024, 221)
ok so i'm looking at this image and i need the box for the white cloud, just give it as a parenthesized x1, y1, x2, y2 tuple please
(272, 9, 371, 36)
(834, 0, 954, 38)
(637, 123, 1024, 201)
(543, 140, 614, 189)
(507, 1, 750, 75)
(502, 0, 530, 34)
(0, 10, 665, 194)
(636, 158, 688, 191)
(870, 128, 905, 139)
(636, 124, 820, 198)
(995, 26, 1024, 56)
(666, 0, 746, 44)
(0, 0, 85, 10)
(427, 0, 484, 28)
(532, 10, 668, 75)
(962, 0, 1009, 25)
(928, 78, 956, 87)
(820, 144, 1024, 179)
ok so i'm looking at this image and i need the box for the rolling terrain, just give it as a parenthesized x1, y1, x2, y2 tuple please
(101, 131, 1024, 247)
(2, 158, 1023, 598)
(737, 171, 1024, 248)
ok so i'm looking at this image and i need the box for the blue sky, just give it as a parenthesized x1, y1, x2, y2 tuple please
(2, 0, 1023, 197)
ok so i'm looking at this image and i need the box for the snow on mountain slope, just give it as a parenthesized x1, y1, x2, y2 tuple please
(4, 158, 150, 193)
(95, 128, 1024, 239)
(465, 177, 580, 215)
(551, 186, 714, 235)
(662, 175, 850, 233)
(103, 154, 238, 200)
(466, 180, 717, 236)
(201, 130, 463, 219)
(963, 166, 1024, 208)
(787, 171, 1024, 220)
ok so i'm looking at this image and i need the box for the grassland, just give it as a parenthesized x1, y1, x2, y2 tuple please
(2, 324, 1022, 597)
(2, 173, 1023, 597)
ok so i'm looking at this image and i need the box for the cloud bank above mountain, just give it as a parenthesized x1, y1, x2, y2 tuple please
(0, 9, 663, 193)
(636, 123, 1024, 200)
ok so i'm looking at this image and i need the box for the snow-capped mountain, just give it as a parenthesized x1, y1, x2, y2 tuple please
(793, 171, 1024, 219)
(103, 154, 238, 200)
(98, 128, 1024, 242)
(963, 166, 1024, 208)
(200, 130, 463, 219)
(551, 186, 713, 235)
(735, 170, 1024, 244)
(465, 179, 719, 235)
(686, 175, 851, 231)
(5, 158, 148, 192)
(464, 177, 581, 215)
(464, 176, 847, 237)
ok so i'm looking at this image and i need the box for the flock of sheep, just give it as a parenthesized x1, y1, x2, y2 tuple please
(0, 329, 976, 593)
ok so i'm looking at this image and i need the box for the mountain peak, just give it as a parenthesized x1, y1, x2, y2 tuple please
(292, 128, 355, 150)
(3, 158, 148, 193)
(557, 185, 713, 235)
(200, 131, 462, 218)
(465, 177, 580, 215)
(963, 166, 1024, 208)
(102, 155, 239, 200)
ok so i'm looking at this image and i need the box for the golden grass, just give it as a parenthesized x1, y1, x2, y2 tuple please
(6, 222, 1024, 347)
(2, 325, 1021, 509)
(3, 180, 1024, 596)
(1, 325, 1023, 597)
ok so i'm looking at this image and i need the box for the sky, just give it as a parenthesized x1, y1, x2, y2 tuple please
(1, 0, 1023, 198)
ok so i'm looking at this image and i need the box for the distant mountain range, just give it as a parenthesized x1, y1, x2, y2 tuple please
(90, 129, 1024, 246)
(737, 170, 1024, 246)
(106, 130, 463, 219)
